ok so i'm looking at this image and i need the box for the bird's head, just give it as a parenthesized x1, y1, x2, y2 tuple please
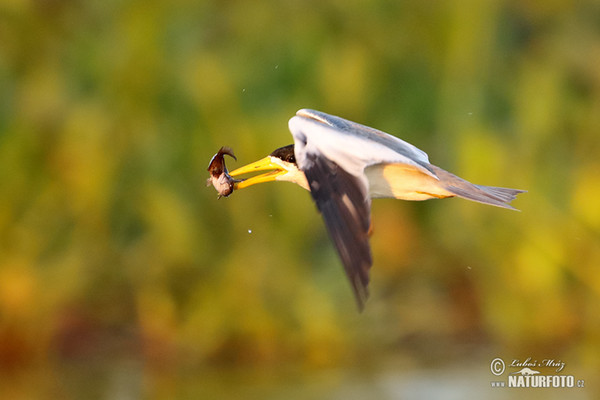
(229, 144, 309, 190)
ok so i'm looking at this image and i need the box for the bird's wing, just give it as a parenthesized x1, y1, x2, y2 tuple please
(289, 112, 383, 309)
(302, 151, 372, 310)
(288, 109, 439, 309)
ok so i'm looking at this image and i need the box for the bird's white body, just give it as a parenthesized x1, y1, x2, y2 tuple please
(288, 109, 458, 201)
(289, 110, 432, 177)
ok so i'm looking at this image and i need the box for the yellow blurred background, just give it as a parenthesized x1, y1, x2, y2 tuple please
(1, 0, 599, 399)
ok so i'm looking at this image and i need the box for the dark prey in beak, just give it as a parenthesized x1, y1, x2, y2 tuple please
(207, 146, 238, 198)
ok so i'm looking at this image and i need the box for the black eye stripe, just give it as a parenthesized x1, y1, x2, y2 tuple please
(269, 144, 296, 164)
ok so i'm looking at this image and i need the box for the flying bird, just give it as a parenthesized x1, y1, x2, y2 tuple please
(227, 109, 525, 310)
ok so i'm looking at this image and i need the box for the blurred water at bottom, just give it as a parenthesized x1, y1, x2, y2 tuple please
(2, 354, 593, 400)
(189, 365, 591, 400)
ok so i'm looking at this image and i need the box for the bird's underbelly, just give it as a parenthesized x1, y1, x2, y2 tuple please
(365, 163, 455, 200)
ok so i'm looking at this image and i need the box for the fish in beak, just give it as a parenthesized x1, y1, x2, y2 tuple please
(207, 146, 238, 198)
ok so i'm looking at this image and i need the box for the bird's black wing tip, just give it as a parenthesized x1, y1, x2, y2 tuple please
(302, 153, 373, 312)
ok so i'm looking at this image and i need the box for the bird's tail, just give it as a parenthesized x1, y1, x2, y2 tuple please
(429, 165, 526, 210)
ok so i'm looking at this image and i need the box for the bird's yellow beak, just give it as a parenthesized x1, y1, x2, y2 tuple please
(229, 156, 288, 190)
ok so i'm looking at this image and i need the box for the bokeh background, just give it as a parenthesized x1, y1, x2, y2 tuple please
(1, 0, 599, 399)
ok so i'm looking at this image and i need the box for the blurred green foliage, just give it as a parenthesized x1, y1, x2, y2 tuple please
(1, 0, 599, 398)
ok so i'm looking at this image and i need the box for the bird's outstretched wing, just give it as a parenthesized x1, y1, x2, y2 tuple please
(302, 152, 372, 310)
